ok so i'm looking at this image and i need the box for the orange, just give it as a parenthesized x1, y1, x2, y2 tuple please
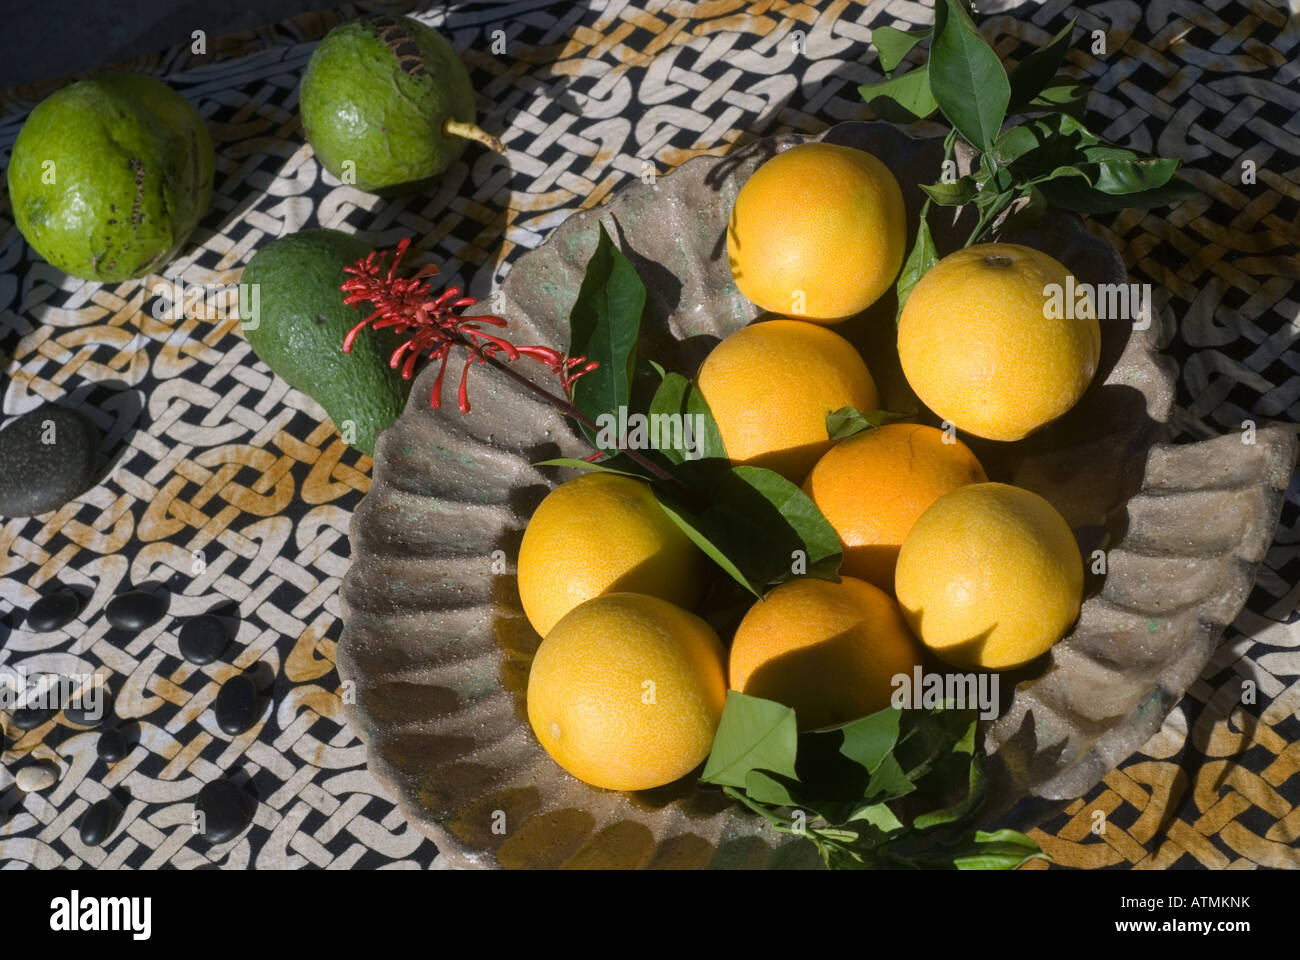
(526, 593, 728, 791)
(894, 482, 1083, 671)
(897, 243, 1101, 442)
(726, 142, 906, 322)
(803, 424, 987, 593)
(696, 318, 879, 483)
(728, 576, 923, 731)
(517, 473, 704, 637)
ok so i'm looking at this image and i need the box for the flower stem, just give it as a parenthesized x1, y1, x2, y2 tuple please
(474, 349, 690, 492)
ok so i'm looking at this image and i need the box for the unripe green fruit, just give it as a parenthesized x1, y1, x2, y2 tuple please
(7, 74, 214, 282)
(299, 15, 501, 193)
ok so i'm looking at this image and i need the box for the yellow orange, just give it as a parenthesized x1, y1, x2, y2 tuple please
(897, 243, 1101, 441)
(726, 141, 906, 322)
(803, 423, 987, 593)
(728, 576, 923, 730)
(517, 473, 703, 637)
(526, 593, 727, 791)
(696, 318, 879, 483)
(894, 482, 1083, 671)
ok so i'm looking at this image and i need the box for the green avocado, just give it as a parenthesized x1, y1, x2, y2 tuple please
(7, 74, 214, 282)
(299, 14, 492, 193)
(239, 229, 411, 456)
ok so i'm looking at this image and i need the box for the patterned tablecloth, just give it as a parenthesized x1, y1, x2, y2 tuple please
(0, 0, 1296, 870)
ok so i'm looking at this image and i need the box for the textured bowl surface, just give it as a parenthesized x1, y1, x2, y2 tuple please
(338, 122, 1296, 868)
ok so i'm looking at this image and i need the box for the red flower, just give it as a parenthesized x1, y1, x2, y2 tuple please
(341, 238, 597, 413)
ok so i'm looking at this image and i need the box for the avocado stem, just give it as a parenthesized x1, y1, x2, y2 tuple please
(443, 119, 505, 155)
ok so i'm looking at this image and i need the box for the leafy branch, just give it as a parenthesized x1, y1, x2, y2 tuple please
(858, 0, 1198, 318)
(701, 691, 1050, 870)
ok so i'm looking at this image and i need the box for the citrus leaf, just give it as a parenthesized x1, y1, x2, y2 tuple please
(838, 705, 902, 773)
(872, 25, 930, 73)
(848, 801, 906, 834)
(653, 491, 759, 597)
(567, 221, 645, 451)
(929, 0, 1010, 152)
(702, 692, 800, 787)
(702, 466, 842, 586)
(684, 380, 728, 461)
(859, 68, 938, 121)
(919, 176, 977, 206)
(826, 406, 913, 441)
(1037, 175, 1199, 212)
(895, 200, 938, 323)
(1027, 75, 1089, 117)
(862, 753, 917, 802)
(744, 769, 801, 806)
(646, 371, 723, 465)
(952, 830, 1049, 870)
(912, 720, 987, 831)
(1007, 19, 1076, 109)
(1092, 156, 1181, 194)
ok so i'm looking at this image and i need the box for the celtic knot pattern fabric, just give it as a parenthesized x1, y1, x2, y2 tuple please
(1, 0, 1296, 869)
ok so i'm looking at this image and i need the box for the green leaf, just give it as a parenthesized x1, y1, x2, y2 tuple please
(920, 176, 978, 206)
(702, 691, 800, 787)
(653, 491, 759, 597)
(1092, 156, 1181, 194)
(826, 406, 913, 441)
(862, 752, 918, 802)
(684, 381, 728, 462)
(1037, 175, 1199, 213)
(532, 456, 645, 477)
(838, 706, 903, 773)
(699, 466, 842, 586)
(952, 829, 1049, 870)
(644, 371, 727, 465)
(567, 221, 646, 450)
(1028, 75, 1089, 117)
(744, 770, 801, 806)
(858, 68, 938, 122)
(848, 802, 905, 834)
(912, 720, 986, 830)
(928, 0, 1010, 152)
(872, 25, 930, 73)
(1007, 19, 1076, 109)
(895, 200, 938, 323)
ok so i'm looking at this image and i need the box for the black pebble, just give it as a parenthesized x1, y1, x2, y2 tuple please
(194, 779, 254, 843)
(214, 675, 261, 735)
(97, 728, 128, 763)
(0, 405, 101, 517)
(178, 615, 230, 665)
(26, 588, 82, 632)
(79, 796, 122, 847)
(64, 690, 113, 727)
(10, 704, 54, 730)
(105, 590, 166, 631)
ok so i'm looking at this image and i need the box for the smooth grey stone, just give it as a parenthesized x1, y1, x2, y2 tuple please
(214, 675, 260, 735)
(0, 406, 99, 517)
(26, 588, 82, 631)
(105, 589, 166, 631)
(194, 779, 254, 843)
(79, 796, 122, 847)
(178, 615, 230, 665)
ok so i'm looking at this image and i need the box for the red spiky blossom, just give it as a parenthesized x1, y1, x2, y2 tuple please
(340, 238, 598, 413)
